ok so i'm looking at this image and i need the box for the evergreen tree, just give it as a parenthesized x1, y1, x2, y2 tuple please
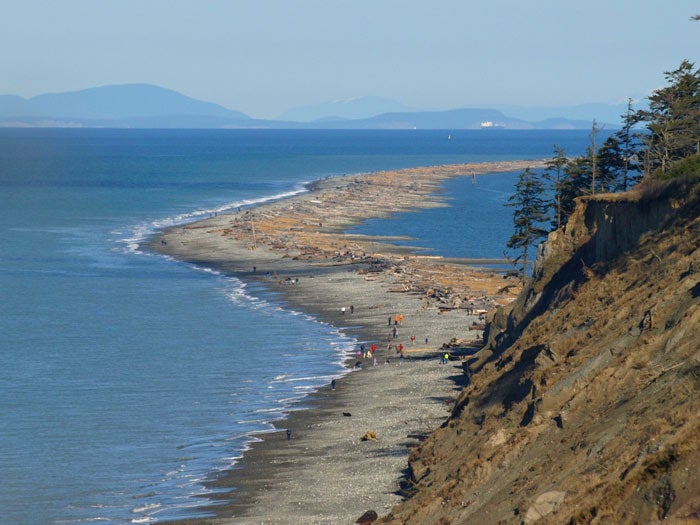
(597, 135, 626, 192)
(559, 156, 591, 226)
(613, 98, 643, 190)
(506, 168, 550, 280)
(543, 145, 568, 229)
(589, 120, 602, 194)
(635, 60, 700, 173)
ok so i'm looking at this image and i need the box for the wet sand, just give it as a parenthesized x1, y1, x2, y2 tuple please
(153, 161, 541, 524)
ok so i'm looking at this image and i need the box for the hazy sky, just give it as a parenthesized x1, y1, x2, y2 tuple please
(2, 0, 698, 118)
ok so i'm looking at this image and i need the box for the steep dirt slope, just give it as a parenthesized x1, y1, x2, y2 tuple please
(380, 174, 700, 524)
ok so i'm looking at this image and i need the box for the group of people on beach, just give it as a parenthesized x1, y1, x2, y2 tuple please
(355, 343, 379, 368)
(389, 314, 404, 326)
(347, 310, 441, 370)
(258, 269, 301, 286)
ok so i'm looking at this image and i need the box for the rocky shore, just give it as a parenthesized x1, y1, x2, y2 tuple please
(153, 161, 541, 524)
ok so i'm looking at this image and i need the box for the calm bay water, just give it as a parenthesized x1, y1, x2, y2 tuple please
(0, 129, 597, 524)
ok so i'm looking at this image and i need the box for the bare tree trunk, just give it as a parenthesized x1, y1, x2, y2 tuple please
(590, 120, 600, 194)
(521, 243, 529, 283)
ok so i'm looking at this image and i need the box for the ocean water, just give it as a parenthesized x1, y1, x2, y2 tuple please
(0, 129, 598, 524)
(349, 172, 528, 261)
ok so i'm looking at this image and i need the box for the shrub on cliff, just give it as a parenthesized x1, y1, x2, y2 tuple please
(652, 153, 700, 181)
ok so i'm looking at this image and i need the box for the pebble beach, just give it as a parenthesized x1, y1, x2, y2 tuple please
(153, 160, 540, 524)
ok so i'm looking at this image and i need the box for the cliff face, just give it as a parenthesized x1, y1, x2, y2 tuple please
(484, 183, 681, 356)
(382, 176, 700, 524)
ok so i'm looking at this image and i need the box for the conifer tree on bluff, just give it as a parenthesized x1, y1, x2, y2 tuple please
(506, 167, 549, 280)
(507, 57, 699, 279)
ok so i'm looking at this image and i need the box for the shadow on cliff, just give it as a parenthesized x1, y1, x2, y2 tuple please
(480, 172, 697, 368)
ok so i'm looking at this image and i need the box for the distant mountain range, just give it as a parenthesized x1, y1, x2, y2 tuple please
(277, 96, 415, 122)
(296, 107, 602, 130)
(479, 103, 633, 128)
(0, 84, 251, 128)
(0, 84, 626, 129)
(278, 98, 631, 127)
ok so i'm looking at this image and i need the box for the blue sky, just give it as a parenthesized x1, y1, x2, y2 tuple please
(1, 0, 698, 118)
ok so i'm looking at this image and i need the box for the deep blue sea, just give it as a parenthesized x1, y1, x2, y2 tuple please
(0, 129, 598, 524)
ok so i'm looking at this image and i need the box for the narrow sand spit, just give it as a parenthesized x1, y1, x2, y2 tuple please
(153, 161, 540, 524)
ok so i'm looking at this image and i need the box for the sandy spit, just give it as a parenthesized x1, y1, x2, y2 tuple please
(152, 161, 537, 524)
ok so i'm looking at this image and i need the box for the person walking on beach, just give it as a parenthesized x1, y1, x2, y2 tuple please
(388, 316, 392, 326)
(392, 327, 397, 339)
(331, 379, 336, 391)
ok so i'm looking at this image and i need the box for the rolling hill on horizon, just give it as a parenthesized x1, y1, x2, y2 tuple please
(0, 84, 251, 127)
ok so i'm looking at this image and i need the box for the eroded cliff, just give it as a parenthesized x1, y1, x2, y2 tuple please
(381, 171, 700, 524)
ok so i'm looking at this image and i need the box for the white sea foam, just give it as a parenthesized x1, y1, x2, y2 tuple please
(274, 395, 312, 405)
(196, 266, 222, 276)
(253, 406, 288, 414)
(56, 518, 113, 524)
(292, 385, 318, 393)
(111, 182, 365, 524)
(273, 374, 336, 383)
(221, 278, 271, 308)
(132, 503, 161, 514)
(119, 185, 310, 256)
(234, 415, 280, 425)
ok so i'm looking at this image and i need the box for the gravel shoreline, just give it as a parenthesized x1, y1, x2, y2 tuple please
(153, 162, 534, 524)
